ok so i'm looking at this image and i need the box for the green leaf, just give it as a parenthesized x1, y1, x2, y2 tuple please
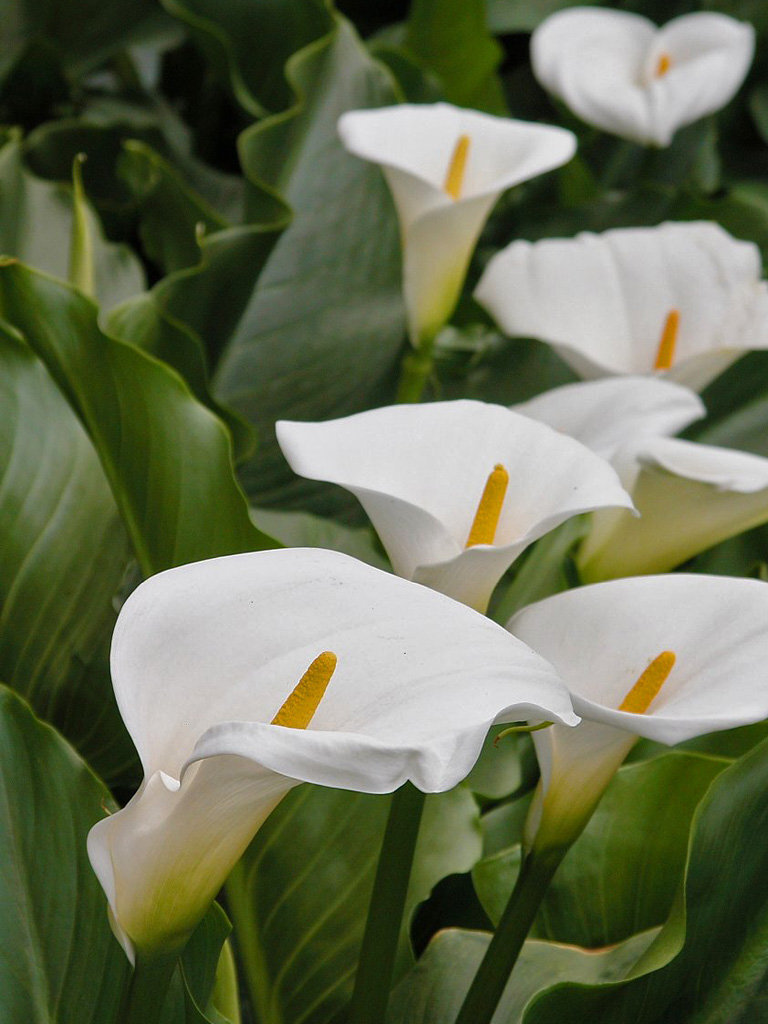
(0, 260, 276, 576)
(226, 784, 481, 1024)
(0, 132, 144, 309)
(160, 0, 330, 116)
(0, 0, 170, 78)
(473, 752, 727, 946)
(214, 12, 406, 515)
(521, 735, 768, 1022)
(386, 928, 655, 1024)
(485, 0, 604, 34)
(252, 506, 389, 568)
(404, 0, 505, 112)
(0, 685, 130, 1023)
(0, 319, 135, 782)
(118, 139, 229, 276)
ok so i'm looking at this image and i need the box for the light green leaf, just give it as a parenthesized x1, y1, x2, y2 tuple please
(0, 319, 135, 782)
(0, 260, 276, 576)
(386, 927, 655, 1024)
(522, 735, 768, 1022)
(473, 752, 727, 946)
(226, 784, 481, 1024)
(214, 12, 407, 515)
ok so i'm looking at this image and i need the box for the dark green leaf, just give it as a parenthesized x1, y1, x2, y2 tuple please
(214, 13, 407, 514)
(0, 685, 130, 1023)
(226, 784, 480, 1024)
(0, 320, 135, 782)
(0, 260, 276, 575)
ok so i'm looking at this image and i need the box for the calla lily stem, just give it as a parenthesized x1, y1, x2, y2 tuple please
(454, 846, 566, 1024)
(348, 782, 426, 1023)
(119, 951, 179, 1024)
(397, 347, 435, 403)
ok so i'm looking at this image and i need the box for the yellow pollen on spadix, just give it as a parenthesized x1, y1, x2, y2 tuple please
(655, 52, 672, 77)
(618, 650, 676, 715)
(466, 464, 509, 548)
(654, 309, 680, 371)
(443, 134, 471, 201)
(271, 651, 337, 729)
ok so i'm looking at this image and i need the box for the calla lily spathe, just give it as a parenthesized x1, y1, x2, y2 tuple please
(337, 103, 576, 346)
(276, 400, 633, 612)
(579, 434, 768, 581)
(516, 376, 768, 579)
(88, 548, 577, 961)
(509, 574, 768, 852)
(475, 221, 768, 391)
(515, 375, 705, 460)
(531, 8, 754, 147)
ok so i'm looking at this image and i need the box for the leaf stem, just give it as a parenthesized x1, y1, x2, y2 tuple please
(453, 847, 566, 1024)
(347, 783, 426, 1023)
(119, 951, 179, 1024)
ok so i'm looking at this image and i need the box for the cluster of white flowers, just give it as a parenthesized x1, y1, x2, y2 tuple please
(88, 6, 768, 980)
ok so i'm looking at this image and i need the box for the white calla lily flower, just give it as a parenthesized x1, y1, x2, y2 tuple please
(515, 375, 705, 460)
(509, 574, 768, 852)
(276, 401, 633, 612)
(531, 8, 754, 147)
(88, 548, 576, 961)
(579, 435, 768, 580)
(337, 103, 576, 346)
(475, 221, 768, 391)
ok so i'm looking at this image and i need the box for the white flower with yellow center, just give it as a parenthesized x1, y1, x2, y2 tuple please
(277, 400, 633, 612)
(531, 8, 754, 147)
(88, 548, 577, 961)
(338, 103, 576, 348)
(508, 574, 768, 853)
(475, 222, 768, 391)
(516, 376, 768, 580)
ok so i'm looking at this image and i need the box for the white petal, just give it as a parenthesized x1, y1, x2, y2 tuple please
(88, 758, 295, 959)
(509, 573, 768, 745)
(531, 8, 754, 146)
(646, 14, 755, 147)
(96, 547, 580, 956)
(475, 222, 768, 389)
(579, 436, 768, 579)
(338, 104, 577, 230)
(515, 376, 704, 459)
(338, 103, 575, 342)
(112, 547, 577, 781)
(277, 401, 632, 609)
(532, 8, 657, 144)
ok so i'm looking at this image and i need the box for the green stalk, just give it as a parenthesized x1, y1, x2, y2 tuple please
(347, 783, 426, 1023)
(453, 847, 566, 1024)
(396, 346, 434, 403)
(119, 951, 179, 1024)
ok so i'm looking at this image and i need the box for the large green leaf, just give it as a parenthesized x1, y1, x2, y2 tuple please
(0, 685, 130, 1023)
(0, 320, 135, 781)
(520, 734, 768, 1022)
(473, 751, 727, 948)
(214, 12, 407, 514)
(160, 0, 330, 116)
(404, 0, 505, 112)
(386, 928, 655, 1024)
(0, 0, 169, 78)
(0, 133, 144, 308)
(0, 260, 275, 576)
(226, 784, 481, 1024)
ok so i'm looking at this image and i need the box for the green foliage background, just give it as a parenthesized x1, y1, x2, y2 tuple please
(2, 0, 768, 1021)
